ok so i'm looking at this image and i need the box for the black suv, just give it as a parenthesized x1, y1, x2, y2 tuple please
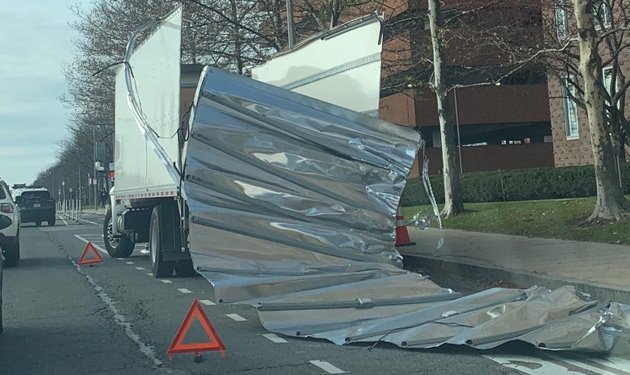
(14, 189, 56, 227)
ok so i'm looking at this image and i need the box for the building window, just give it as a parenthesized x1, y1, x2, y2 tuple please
(555, 2, 569, 40)
(603, 66, 613, 104)
(563, 78, 579, 139)
(596, 1, 612, 28)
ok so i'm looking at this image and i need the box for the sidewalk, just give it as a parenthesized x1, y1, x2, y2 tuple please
(401, 227, 630, 303)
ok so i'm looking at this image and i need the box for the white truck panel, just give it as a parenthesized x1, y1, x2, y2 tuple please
(252, 16, 383, 116)
(114, 8, 182, 199)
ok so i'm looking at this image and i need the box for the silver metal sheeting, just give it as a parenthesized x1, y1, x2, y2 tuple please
(183, 67, 628, 353)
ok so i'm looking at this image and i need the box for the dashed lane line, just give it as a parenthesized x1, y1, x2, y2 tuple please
(126, 261, 134, 265)
(160, 279, 173, 284)
(79, 218, 100, 226)
(309, 360, 345, 374)
(74, 235, 108, 256)
(200, 299, 216, 306)
(226, 313, 247, 322)
(263, 334, 288, 343)
(63, 251, 163, 367)
(146, 273, 153, 276)
(136, 267, 145, 271)
(177, 288, 192, 294)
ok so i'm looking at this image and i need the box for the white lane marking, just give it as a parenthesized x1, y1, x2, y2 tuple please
(135, 267, 145, 271)
(226, 313, 247, 322)
(263, 334, 288, 343)
(309, 360, 345, 374)
(592, 356, 630, 373)
(546, 353, 630, 375)
(200, 299, 216, 306)
(116, 258, 124, 261)
(79, 218, 100, 226)
(58, 215, 69, 226)
(74, 235, 108, 255)
(160, 279, 173, 284)
(146, 272, 153, 276)
(177, 288, 192, 294)
(485, 354, 610, 375)
(125, 261, 134, 265)
(65, 253, 162, 367)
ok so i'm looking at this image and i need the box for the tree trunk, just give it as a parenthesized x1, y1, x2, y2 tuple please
(427, 0, 464, 218)
(229, 0, 244, 75)
(573, 0, 627, 220)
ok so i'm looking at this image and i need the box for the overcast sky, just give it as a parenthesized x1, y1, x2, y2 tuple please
(0, 0, 87, 185)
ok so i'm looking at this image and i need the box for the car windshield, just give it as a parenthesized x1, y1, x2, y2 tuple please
(0, 186, 6, 200)
(20, 191, 50, 200)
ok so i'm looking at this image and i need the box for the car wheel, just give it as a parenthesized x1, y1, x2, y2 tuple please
(149, 205, 176, 278)
(3, 238, 20, 267)
(35, 221, 41, 227)
(103, 208, 135, 258)
(48, 216, 56, 226)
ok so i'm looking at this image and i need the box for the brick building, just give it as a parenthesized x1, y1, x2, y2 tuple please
(376, 0, 555, 176)
(547, 1, 629, 168)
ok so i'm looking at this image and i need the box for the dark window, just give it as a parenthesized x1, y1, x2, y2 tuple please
(21, 191, 51, 200)
(0, 185, 6, 200)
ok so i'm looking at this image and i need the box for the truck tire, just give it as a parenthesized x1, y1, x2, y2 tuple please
(175, 259, 196, 277)
(3, 238, 20, 267)
(48, 216, 56, 226)
(149, 205, 176, 278)
(103, 208, 135, 258)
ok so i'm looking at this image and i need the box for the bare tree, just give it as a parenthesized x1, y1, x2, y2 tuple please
(571, 0, 628, 219)
(427, 0, 463, 217)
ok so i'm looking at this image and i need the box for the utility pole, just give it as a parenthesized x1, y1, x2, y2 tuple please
(93, 127, 97, 210)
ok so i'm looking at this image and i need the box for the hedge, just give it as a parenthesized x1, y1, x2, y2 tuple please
(400, 163, 630, 206)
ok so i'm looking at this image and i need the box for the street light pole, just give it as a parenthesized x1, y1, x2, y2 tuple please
(93, 128, 97, 210)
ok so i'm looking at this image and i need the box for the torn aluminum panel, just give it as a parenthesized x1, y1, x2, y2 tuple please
(183, 67, 627, 354)
(184, 66, 420, 303)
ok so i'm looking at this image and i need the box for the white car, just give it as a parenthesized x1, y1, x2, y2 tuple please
(0, 179, 20, 267)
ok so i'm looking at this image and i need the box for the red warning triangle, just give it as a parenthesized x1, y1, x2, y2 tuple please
(167, 298, 225, 359)
(78, 242, 104, 265)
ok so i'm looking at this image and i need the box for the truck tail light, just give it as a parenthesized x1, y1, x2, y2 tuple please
(1, 203, 14, 213)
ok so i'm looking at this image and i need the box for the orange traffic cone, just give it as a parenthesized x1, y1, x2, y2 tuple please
(395, 207, 415, 247)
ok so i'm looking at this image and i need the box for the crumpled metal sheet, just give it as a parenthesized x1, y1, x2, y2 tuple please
(184, 67, 420, 303)
(183, 67, 627, 353)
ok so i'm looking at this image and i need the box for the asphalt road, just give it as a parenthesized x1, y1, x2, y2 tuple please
(1, 213, 628, 375)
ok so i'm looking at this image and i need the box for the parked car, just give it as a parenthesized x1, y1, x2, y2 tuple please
(13, 188, 56, 227)
(0, 179, 20, 267)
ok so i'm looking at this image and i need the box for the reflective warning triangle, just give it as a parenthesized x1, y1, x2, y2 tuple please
(167, 298, 225, 359)
(78, 242, 104, 265)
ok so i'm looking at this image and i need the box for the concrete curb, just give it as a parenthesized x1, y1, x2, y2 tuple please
(401, 253, 630, 304)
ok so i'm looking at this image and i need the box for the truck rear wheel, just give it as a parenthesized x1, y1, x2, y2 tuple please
(103, 208, 135, 258)
(149, 205, 176, 278)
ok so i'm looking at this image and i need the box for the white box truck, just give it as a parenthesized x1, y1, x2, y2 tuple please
(104, 8, 388, 278)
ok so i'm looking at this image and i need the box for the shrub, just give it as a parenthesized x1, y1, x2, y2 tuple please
(401, 163, 630, 206)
